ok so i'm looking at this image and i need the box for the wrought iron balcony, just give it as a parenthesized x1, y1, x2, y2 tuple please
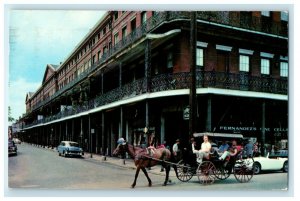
(197, 71, 287, 94)
(24, 71, 287, 129)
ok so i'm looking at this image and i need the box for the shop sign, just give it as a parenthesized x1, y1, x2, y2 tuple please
(219, 126, 288, 132)
(183, 106, 190, 120)
(134, 127, 155, 132)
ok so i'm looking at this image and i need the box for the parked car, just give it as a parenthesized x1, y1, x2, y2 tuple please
(57, 141, 84, 157)
(12, 138, 21, 144)
(8, 140, 18, 156)
(248, 152, 288, 174)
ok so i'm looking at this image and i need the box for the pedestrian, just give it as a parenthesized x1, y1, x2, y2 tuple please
(192, 134, 211, 164)
(244, 139, 254, 157)
(172, 139, 181, 162)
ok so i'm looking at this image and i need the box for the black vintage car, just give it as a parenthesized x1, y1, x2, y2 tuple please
(8, 140, 17, 156)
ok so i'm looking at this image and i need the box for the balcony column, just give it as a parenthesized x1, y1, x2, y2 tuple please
(80, 117, 83, 148)
(261, 100, 266, 156)
(189, 11, 197, 137)
(119, 63, 123, 140)
(72, 119, 74, 141)
(145, 100, 149, 146)
(119, 63, 122, 87)
(206, 96, 212, 132)
(101, 112, 106, 156)
(65, 121, 68, 140)
(145, 39, 151, 93)
(120, 106, 123, 140)
(101, 73, 104, 95)
(59, 122, 62, 142)
(89, 114, 93, 158)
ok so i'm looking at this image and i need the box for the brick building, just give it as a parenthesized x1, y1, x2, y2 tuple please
(21, 11, 288, 155)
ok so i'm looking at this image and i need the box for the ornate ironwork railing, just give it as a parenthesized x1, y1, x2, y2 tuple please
(197, 71, 288, 94)
(196, 11, 287, 37)
(24, 71, 287, 129)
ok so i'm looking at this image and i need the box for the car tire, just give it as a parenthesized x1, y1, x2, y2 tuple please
(283, 161, 288, 172)
(253, 162, 261, 174)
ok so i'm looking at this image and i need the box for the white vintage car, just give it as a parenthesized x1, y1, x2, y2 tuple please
(250, 152, 288, 174)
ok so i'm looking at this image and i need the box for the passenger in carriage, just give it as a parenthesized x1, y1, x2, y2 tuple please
(219, 140, 239, 166)
(192, 134, 212, 164)
(218, 140, 229, 154)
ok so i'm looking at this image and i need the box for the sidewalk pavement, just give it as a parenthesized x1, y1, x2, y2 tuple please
(82, 152, 177, 177)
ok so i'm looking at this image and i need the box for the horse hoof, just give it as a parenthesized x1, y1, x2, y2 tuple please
(131, 184, 136, 188)
(148, 183, 152, 187)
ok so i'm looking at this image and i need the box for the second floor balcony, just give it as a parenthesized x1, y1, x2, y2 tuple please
(24, 70, 287, 128)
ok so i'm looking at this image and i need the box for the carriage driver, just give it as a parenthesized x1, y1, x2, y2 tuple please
(117, 138, 126, 145)
(192, 134, 211, 164)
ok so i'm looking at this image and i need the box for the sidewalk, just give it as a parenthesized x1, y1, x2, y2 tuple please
(82, 151, 177, 177)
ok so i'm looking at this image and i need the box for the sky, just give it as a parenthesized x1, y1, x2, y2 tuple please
(7, 10, 106, 120)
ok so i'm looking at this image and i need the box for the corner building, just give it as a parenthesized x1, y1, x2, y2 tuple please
(21, 11, 288, 155)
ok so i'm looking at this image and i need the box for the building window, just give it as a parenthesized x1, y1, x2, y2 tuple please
(281, 11, 288, 21)
(114, 12, 118, 21)
(167, 52, 173, 68)
(141, 11, 147, 24)
(261, 11, 270, 17)
(92, 55, 96, 64)
(98, 50, 101, 60)
(103, 46, 107, 54)
(152, 11, 158, 16)
(131, 18, 136, 32)
(196, 48, 204, 67)
(239, 55, 250, 72)
(103, 27, 106, 35)
(114, 33, 119, 45)
(280, 62, 288, 77)
(261, 58, 270, 75)
(122, 26, 127, 39)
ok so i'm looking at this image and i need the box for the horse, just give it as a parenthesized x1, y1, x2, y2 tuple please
(112, 140, 178, 188)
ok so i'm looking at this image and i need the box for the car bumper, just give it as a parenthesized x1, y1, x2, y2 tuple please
(65, 151, 84, 157)
(8, 150, 17, 155)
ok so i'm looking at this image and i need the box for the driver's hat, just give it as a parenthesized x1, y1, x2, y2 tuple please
(117, 138, 126, 145)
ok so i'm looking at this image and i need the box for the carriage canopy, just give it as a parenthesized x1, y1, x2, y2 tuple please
(193, 132, 243, 139)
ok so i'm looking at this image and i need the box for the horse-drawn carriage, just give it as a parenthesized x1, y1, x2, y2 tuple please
(176, 132, 255, 184)
(113, 133, 254, 188)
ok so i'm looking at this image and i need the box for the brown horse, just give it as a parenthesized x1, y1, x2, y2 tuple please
(112, 141, 177, 188)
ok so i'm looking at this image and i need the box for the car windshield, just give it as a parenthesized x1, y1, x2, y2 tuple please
(69, 142, 79, 147)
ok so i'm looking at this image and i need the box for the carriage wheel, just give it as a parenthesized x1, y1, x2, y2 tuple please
(233, 160, 254, 183)
(214, 165, 231, 180)
(196, 161, 216, 185)
(176, 160, 194, 182)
